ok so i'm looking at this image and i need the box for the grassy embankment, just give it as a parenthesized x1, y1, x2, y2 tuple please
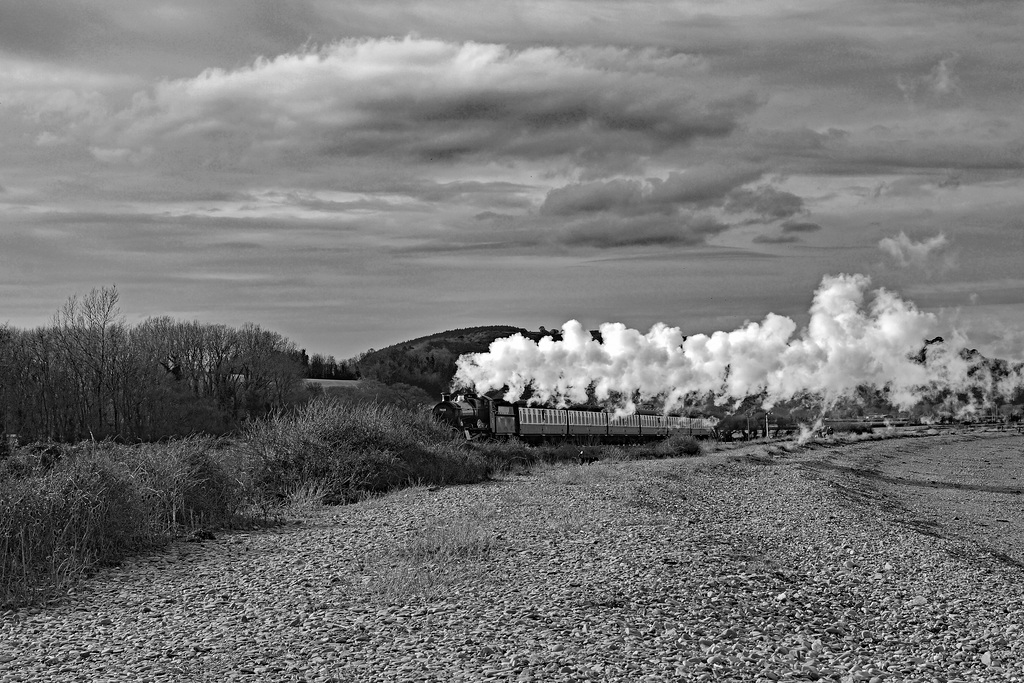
(0, 399, 703, 609)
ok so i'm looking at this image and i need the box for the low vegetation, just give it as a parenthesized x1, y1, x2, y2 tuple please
(826, 421, 875, 435)
(241, 400, 491, 505)
(0, 395, 712, 608)
(367, 502, 500, 600)
(0, 437, 244, 607)
(13, 388, 981, 609)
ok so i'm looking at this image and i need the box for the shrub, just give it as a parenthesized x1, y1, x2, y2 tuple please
(592, 435, 704, 461)
(537, 442, 590, 464)
(468, 438, 536, 474)
(0, 446, 152, 605)
(121, 438, 245, 529)
(598, 445, 630, 462)
(658, 435, 703, 457)
(241, 399, 489, 504)
(0, 438, 244, 608)
(829, 422, 874, 435)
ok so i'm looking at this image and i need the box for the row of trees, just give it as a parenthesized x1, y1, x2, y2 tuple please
(356, 345, 457, 397)
(307, 353, 359, 380)
(0, 287, 310, 443)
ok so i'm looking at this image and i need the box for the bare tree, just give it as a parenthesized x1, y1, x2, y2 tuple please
(50, 286, 125, 439)
(3, 287, 312, 442)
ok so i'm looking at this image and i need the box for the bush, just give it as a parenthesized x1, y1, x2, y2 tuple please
(829, 422, 874, 435)
(658, 435, 703, 457)
(122, 438, 245, 529)
(468, 438, 537, 474)
(0, 404, 713, 608)
(241, 399, 489, 504)
(0, 450, 149, 605)
(537, 442, 590, 464)
(596, 435, 704, 461)
(598, 445, 630, 462)
(0, 438, 244, 608)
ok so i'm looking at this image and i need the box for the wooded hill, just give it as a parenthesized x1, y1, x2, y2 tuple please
(355, 325, 560, 399)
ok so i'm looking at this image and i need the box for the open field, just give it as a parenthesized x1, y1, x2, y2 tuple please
(303, 380, 363, 390)
(1, 432, 1023, 682)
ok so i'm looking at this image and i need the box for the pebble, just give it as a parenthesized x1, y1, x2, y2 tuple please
(2, 435, 1023, 682)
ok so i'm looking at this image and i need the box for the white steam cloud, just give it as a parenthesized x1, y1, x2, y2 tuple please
(455, 273, 1022, 414)
(878, 231, 951, 270)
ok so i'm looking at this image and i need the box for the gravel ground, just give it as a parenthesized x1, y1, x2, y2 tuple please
(807, 432, 1024, 567)
(2, 433, 1023, 682)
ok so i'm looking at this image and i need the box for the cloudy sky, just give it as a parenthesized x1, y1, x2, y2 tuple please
(2, 0, 1022, 360)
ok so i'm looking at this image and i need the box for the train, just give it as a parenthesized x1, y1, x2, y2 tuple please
(432, 391, 718, 442)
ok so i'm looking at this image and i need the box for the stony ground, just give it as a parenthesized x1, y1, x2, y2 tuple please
(2, 432, 1023, 682)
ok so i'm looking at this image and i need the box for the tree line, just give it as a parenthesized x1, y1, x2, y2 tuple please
(0, 287, 315, 444)
(306, 352, 359, 381)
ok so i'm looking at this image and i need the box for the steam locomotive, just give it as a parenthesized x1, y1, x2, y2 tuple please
(432, 391, 718, 442)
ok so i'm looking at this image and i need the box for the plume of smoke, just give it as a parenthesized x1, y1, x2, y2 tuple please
(454, 273, 1021, 414)
(795, 418, 827, 446)
(878, 231, 952, 270)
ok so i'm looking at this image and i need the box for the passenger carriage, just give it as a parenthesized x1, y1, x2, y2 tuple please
(432, 392, 717, 442)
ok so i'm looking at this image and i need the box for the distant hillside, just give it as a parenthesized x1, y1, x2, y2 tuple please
(356, 325, 550, 398)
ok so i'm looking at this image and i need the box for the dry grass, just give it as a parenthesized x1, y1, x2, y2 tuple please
(0, 396, 718, 608)
(625, 482, 667, 512)
(400, 514, 498, 562)
(279, 480, 333, 518)
(541, 460, 620, 487)
(365, 504, 499, 600)
(241, 399, 491, 503)
(0, 437, 244, 607)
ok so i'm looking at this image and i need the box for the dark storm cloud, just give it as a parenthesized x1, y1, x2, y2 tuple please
(533, 165, 813, 250)
(72, 38, 758, 173)
(474, 211, 511, 221)
(753, 234, 801, 244)
(556, 213, 730, 249)
(724, 186, 805, 221)
(740, 125, 1024, 177)
(844, 139, 1024, 173)
(540, 165, 767, 217)
(780, 221, 822, 234)
(540, 179, 645, 217)
(399, 189, 737, 253)
(274, 193, 419, 214)
(648, 165, 765, 205)
(414, 181, 536, 209)
(245, 180, 537, 217)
